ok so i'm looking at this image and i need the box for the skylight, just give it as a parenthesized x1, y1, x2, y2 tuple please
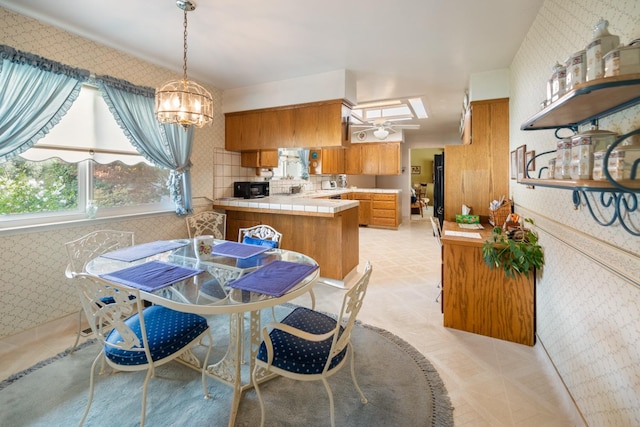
(352, 97, 427, 123)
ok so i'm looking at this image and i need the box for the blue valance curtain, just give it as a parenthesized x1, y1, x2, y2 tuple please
(0, 45, 89, 163)
(95, 75, 195, 215)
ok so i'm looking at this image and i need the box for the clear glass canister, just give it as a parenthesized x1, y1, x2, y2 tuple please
(555, 138, 573, 179)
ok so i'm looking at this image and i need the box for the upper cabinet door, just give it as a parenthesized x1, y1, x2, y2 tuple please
(320, 148, 345, 174)
(344, 144, 362, 175)
(377, 143, 401, 175)
(225, 100, 350, 151)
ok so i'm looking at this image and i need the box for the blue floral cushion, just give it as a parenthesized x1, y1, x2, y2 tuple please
(256, 307, 346, 374)
(242, 236, 279, 248)
(105, 305, 208, 366)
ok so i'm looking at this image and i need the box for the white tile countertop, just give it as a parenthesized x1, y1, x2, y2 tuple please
(214, 188, 402, 215)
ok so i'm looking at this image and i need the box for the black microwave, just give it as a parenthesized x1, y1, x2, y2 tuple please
(234, 181, 270, 199)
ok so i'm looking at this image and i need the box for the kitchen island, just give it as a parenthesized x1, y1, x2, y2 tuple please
(214, 192, 360, 282)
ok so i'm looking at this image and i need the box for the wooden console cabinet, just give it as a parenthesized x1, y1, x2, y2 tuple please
(441, 221, 535, 346)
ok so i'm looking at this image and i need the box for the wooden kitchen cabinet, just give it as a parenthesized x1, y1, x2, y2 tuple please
(371, 193, 400, 228)
(344, 144, 362, 175)
(225, 99, 350, 151)
(377, 143, 401, 175)
(320, 148, 345, 174)
(241, 150, 279, 168)
(344, 142, 401, 175)
(441, 221, 535, 346)
(445, 98, 509, 221)
(350, 192, 372, 225)
(225, 112, 262, 151)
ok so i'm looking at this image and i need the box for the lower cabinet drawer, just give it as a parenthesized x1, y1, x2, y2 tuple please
(371, 217, 397, 227)
(373, 200, 395, 210)
(372, 209, 395, 218)
(372, 193, 396, 201)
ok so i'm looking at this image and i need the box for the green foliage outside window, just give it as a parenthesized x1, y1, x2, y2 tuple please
(0, 158, 170, 216)
(0, 158, 78, 215)
(94, 163, 169, 207)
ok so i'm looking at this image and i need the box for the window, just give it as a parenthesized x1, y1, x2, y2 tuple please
(0, 85, 172, 227)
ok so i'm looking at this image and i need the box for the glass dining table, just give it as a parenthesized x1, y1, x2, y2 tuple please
(86, 238, 319, 427)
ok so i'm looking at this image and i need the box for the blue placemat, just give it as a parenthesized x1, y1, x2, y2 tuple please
(229, 260, 319, 297)
(100, 240, 188, 262)
(212, 241, 270, 259)
(100, 260, 203, 292)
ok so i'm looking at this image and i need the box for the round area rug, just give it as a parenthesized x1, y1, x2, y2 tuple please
(0, 310, 453, 427)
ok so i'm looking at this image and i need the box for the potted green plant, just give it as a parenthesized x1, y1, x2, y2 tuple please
(482, 218, 544, 278)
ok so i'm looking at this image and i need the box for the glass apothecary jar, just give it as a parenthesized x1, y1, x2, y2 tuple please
(86, 200, 98, 219)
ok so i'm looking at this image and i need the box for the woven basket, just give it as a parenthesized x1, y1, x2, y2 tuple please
(489, 201, 512, 227)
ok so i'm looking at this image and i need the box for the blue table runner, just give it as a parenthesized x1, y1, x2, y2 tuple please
(100, 260, 203, 292)
(229, 261, 318, 297)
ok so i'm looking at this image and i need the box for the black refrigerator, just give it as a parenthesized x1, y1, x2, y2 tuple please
(433, 153, 444, 228)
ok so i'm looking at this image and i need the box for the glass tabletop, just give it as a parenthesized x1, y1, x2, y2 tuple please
(86, 239, 319, 315)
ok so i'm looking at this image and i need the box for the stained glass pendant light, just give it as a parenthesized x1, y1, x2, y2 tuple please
(155, 0, 213, 129)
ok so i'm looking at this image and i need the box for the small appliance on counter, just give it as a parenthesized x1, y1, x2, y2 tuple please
(234, 181, 269, 199)
(337, 174, 347, 188)
(321, 180, 337, 190)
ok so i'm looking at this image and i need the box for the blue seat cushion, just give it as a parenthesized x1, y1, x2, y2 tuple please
(242, 236, 279, 248)
(256, 307, 346, 374)
(105, 305, 208, 366)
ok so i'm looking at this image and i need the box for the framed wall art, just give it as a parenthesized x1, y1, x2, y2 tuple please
(526, 150, 536, 172)
(510, 150, 517, 180)
(516, 145, 526, 182)
(411, 166, 421, 175)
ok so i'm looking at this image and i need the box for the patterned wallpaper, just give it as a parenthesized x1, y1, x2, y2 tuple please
(509, 0, 640, 424)
(0, 7, 231, 337)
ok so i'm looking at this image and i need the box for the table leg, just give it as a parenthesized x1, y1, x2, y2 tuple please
(205, 311, 261, 427)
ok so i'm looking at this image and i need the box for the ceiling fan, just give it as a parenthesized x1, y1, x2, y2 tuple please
(351, 120, 420, 140)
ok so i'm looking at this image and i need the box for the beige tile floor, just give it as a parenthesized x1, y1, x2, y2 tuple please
(1, 209, 586, 426)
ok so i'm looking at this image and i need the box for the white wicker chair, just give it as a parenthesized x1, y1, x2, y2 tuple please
(186, 211, 227, 239)
(65, 230, 135, 352)
(252, 262, 373, 427)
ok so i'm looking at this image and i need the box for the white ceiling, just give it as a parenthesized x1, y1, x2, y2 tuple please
(0, 0, 545, 143)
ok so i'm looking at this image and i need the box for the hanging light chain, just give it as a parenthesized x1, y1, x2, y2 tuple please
(182, 7, 189, 84)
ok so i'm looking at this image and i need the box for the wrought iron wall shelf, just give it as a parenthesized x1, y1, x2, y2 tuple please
(521, 74, 640, 131)
(519, 75, 640, 235)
